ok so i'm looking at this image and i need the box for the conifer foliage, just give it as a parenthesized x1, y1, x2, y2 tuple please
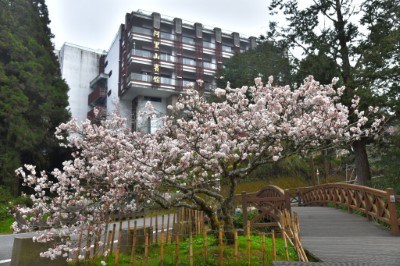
(0, 0, 70, 195)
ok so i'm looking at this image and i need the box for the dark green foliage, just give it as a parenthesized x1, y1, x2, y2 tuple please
(268, 0, 400, 186)
(0, 0, 70, 196)
(216, 41, 293, 88)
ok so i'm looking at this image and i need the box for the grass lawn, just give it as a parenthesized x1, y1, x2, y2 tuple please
(71, 233, 298, 266)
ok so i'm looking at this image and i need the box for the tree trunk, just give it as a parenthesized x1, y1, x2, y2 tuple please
(352, 139, 371, 186)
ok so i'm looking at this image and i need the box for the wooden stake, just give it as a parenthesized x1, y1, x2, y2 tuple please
(189, 231, 193, 266)
(155, 212, 159, 244)
(129, 221, 137, 266)
(85, 227, 91, 261)
(144, 232, 149, 266)
(247, 221, 251, 266)
(160, 228, 165, 266)
(166, 212, 170, 243)
(114, 220, 123, 266)
(272, 230, 276, 261)
(282, 228, 289, 261)
(262, 233, 266, 266)
(234, 229, 238, 260)
(219, 228, 224, 266)
(203, 226, 208, 263)
(175, 231, 179, 266)
(109, 224, 116, 256)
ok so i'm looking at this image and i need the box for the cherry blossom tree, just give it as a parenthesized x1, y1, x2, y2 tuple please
(14, 76, 382, 258)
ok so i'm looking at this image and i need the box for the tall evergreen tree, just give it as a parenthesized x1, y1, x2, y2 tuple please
(268, 0, 400, 185)
(0, 0, 70, 196)
(216, 41, 293, 88)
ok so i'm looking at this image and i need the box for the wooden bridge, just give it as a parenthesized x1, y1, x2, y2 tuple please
(237, 183, 400, 265)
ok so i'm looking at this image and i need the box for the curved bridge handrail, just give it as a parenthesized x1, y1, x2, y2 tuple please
(299, 183, 400, 236)
(239, 185, 291, 228)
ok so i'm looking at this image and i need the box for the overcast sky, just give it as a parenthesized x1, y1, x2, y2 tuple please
(47, 0, 270, 51)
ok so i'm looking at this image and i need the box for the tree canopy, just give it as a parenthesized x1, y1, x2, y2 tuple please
(0, 0, 70, 195)
(216, 41, 293, 88)
(268, 0, 400, 185)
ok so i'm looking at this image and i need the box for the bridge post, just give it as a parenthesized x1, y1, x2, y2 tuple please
(386, 188, 399, 236)
(241, 191, 248, 230)
(284, 189, 291, 213)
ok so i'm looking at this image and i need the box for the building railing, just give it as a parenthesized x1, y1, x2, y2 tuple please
(130, 49, 152, 58)
(88, 87, 107, 106)
(203, 62, 216, 70)
(130, 73, 152, 83)
(222, 45, 232, 52)
(160, 32, 174, 40)
(131, 26, 152, 36)
(203, 41, 215, 49)
(160, 54, 174, 62)
(182, 36, 195, 45)
(182, 58, 196, 66)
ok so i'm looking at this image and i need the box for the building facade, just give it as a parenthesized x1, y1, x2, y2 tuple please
(60, 10, 256, 132)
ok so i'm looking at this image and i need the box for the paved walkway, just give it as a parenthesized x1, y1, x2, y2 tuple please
(290, 206, 400, 266)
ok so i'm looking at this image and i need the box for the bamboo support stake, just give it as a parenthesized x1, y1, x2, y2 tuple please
(272, 230, 277, 261)
(149, 212, 153, 244)
(171, 209, 176, 244)
(160, 228, 165, 266)
(130, 221, 137, 266)
(93, 226, 101, 260)
(155, 213, 159, 244)
(166, 213, 170, 243)
(262, 233, 266, 266)
(282, 228, 290, 261)
(247, 221, 251, 266)
(103, 216, 110, 254)
(189, 232, 193, 266)
(85, 227, 91, 261)
(104, 230, 112, 261)
(234, 229, 238, 260)
(175, 231, 179, 266)
(114, 220, 123, 266)
(144, 232, 149, 266)
(219, 228, 224, 266)
(109, 224, 116, 256)
(203, 226, 208, 263)
(181, 208, 185, 237)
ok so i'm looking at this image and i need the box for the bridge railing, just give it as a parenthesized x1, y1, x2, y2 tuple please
(236, 185, 291, 228)
(298, 183, 400, 235)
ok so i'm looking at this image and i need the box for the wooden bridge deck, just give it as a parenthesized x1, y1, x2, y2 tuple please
(292, 206, 400, 266)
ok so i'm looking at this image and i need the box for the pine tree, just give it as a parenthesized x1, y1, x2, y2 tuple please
(0, 0, 70, 196)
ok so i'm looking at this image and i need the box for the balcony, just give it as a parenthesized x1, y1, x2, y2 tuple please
(90, 73, 108, 88)
(130, 73, 152, 83)
(182, 36, 195, 45)
(203, 62, 216, 70)
(130, 49, 152, 58)
(160, 54, 175, 63)
(88, 86, 107, 107)
(161, 32, 174, 40)
(222, 45, 232, 53)
(131, 26, 152, 36)
(203, 41, 215, 49)
(182, 58, 196, 66)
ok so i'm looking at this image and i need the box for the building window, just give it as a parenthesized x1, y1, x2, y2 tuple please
(104, 60, 108, 68)
(108, 70, 112, 77)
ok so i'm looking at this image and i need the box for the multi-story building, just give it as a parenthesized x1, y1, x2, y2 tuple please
(59, 10, 257, 132)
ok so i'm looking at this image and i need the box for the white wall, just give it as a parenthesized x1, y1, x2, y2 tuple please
(59, 44, 104, 123)
(136, 97, 167, 133)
